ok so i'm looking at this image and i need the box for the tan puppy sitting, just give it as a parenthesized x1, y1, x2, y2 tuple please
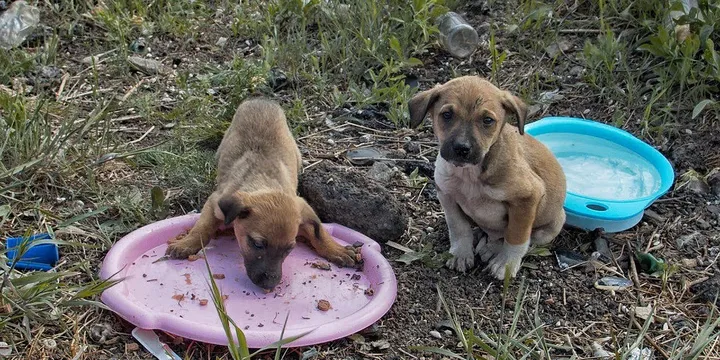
(166, 98, 360, 291)
(408, 76, 566, 280)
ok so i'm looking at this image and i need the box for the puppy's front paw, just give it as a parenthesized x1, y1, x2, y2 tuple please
(485, 242, 528, 280)
(446, 246, 475, 272)
(319, 243, 360, 269)
(165, 236, 201, 259)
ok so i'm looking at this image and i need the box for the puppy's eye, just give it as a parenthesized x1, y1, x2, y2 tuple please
(248, 236, 265, 250)
(441, 110, 453, 120)
(482, 117, 495, 125)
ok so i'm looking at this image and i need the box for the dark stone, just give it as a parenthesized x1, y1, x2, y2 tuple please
(708, 172, 720, 197)
(299, 162, 408, 243)
(691, 274, 720, 306)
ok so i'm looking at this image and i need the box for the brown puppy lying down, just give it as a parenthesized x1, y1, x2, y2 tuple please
(166, 97, 360, 291)
(409, 76, 566, 280)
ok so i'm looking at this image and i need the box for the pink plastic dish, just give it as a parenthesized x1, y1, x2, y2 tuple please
(99, 214, 397, 348)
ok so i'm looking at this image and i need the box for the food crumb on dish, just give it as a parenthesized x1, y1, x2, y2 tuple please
(364, 288, 374, 296)
(350, 274, 361, 281)
(213, 273, 226, 280)
(317, 299, 331, 311)
(183, 273, 192, 284)
(310, 261, 331, 271)
(172, 294, 184, 301)
(187, 254, 201, 261)
(199, 299, 208, 306)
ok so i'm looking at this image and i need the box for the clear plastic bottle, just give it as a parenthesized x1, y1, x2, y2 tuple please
(436, 11, 479, 58)
(0, 0, 40, 50)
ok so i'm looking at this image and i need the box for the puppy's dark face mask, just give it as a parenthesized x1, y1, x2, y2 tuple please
(408, 76, 527, 167)
(217, 191, 299, 291)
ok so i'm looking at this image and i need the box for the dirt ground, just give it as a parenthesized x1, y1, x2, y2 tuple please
(3, 0, 720, 359)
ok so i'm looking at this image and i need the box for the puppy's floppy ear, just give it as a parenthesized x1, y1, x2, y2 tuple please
(408, 87, 440, 128)
(216, 192, 252, 225)
(502, 91, 528, 135)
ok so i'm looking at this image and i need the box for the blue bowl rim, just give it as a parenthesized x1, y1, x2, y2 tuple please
(524, 116, 675, 221)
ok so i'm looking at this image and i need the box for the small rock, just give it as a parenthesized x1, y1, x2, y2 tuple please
(435, 319, 456, 334)
(403, 141, 420, 154)
(591, 342, 612, 358)
(690, 273, 720, 306)
(707, 204, 720, 216)
(545, 39, 572, 57)
(643, 209, 665, 223)
(697, 218, 711, 230)
(569, 65, 585, 78)
(42, 339, 56, 350)
(0, 342, 10, 356)
(367, 161, 395, 184)
(216, 37, 228, 47)
(538, 89, 563, 103)
(127, 56, 169, 75)
(684, 128, 693, 135)
(628, 347, 652, 360)
(429, 330, 442, 339)
(685, 177, 710, 195)
(38, 65, 62, 80)
(299, 162, 409, 243)
(369, 340, 390, 350)
(125, 343, 140, 352)
(680, 258, 697, 268)
(302, 348, 320, 359)
(591, 229, 612, 261)
(634, 305, 653, 321)
(267, 68, 288, 91)
(707, 172, 720, 197)
(676, 231, 701, 248)
(346, 147, 386, 165)
(129, 38, 146, 53)
(527, 104, 544, 119)
(359, 324, 381, 339)
(89, 323, 114, 344)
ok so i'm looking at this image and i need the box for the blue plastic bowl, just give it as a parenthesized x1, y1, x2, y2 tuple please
(525, 117, 675, 233)
(6, 233, 59, 271)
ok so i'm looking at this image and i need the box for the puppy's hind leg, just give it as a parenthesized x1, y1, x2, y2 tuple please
(531, 211, 565, 246)
(166, 192, 222, 259)
(439, 189, 476, 272)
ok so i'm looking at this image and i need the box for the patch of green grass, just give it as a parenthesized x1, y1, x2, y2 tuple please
(230, 0, 449, 128)
(509, 0, 719, 136)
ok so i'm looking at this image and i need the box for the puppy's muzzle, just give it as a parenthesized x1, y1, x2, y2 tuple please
(441, 138, 481, 165)
(246, 262, 282, 290)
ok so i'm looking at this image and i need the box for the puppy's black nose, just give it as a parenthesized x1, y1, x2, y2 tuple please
(453, 142, 472, 158)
